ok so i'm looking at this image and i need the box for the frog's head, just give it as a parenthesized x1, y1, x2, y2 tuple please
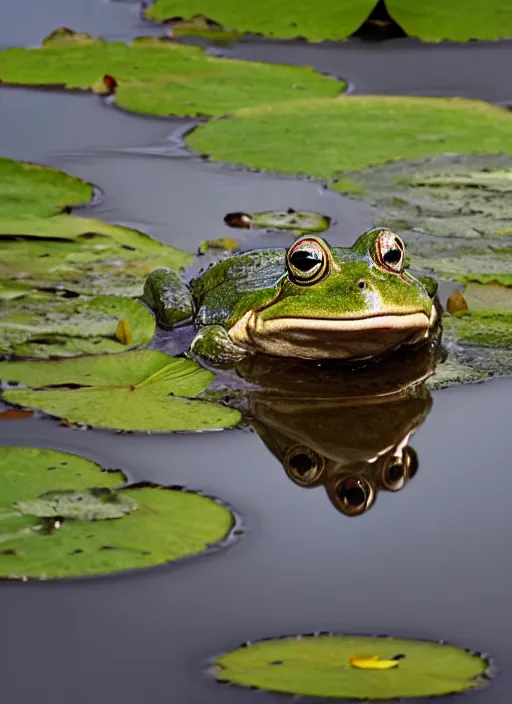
(231, 228, 437, 360)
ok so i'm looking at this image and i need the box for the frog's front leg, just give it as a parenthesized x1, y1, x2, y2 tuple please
(190, 325, 248, 365)
(143, 268, 193, 327)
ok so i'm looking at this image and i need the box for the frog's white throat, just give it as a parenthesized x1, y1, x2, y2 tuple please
(228, 308, 436, 360)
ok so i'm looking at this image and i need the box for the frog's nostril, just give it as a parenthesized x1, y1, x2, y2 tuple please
(357, 279, 367, 290)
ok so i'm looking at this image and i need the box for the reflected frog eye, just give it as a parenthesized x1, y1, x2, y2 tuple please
(286, 237, 329, 285)
(284, 445, 325, 486)
(330, 476, 375, 517)
(375, 230, 405, 274)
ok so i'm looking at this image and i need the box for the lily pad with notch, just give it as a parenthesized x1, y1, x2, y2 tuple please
(0, 446, 236, 579)
(213, 634, 489, 699)
(0, 350, 241, 431)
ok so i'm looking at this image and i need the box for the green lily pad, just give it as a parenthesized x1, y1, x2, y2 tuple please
(189, 97, 512, 179)
(0, 215, 192, 298)
(449, 310, 512, 349)
(214, 634, 488, 699)
(426, 359, 487, 391)
(0, 350, 241, 431)
(0, 446, 235, 579)
(170, 15, 241, 44)
(387, 0, 512, 41)
(347, 155, 512, 242)
(145, 0, 376, 41)
(224, 209, 331, 233)
(0, 158, 92, 219)
(198, 238, 240, 254)
(0, 293, 155, 358)
(0, 35, 343, 117)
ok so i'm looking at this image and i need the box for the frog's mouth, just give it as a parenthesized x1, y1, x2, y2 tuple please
(229, 308, 435, 360)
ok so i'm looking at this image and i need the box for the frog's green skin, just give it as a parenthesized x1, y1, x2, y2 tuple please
(144, 228, 438, 364)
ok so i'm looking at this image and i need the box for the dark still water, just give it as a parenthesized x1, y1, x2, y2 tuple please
(0, 375, 511, 704)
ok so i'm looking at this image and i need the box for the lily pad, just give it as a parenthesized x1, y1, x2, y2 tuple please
(170, 15, 241, 44)
(189, 97, 512, 178)
(462, 282, 512, 311)
(0, 215, 192, 298)
(145, 0, 376, 41)
(0, 35, 343, 117)
(214, 634, 488, 699)
(0, 446, 235, 579)
(450, 310, 512, 349)
(0, 158, 92, 219)
(0, 293, 155, 358)
(0, 350, 241, 431)
(224, 209, 331, 233)
(426, 359, 486, 390)
(387, 0, 512, 41)
(198, 238, 240, 254)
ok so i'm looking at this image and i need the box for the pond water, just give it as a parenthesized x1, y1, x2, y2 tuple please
(1, 2, 512, 702)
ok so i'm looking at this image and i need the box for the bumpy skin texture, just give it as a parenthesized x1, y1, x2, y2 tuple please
(144, 229, 438, 363)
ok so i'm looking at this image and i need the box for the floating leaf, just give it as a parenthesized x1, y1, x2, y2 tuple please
(0, 447, 235, 579)
(387, 0, 512, 42)
(426, 360, 486, 391)
(198, 238, 240, 254)
(462, 282, 512, 311)
(170, 15, 240, 44)
(188, 97, 512, 179)
(450, 310, 512, 349)
(0, 293, 155, 358)
(0, 158, 92, 219)
(146, 0, 377, 41)
(15, 488, 138, 521)
(0, 350, 241, 432)
(42, 27, 99, 47)
(0, 37, 342, 117)
(214, 635, 488, 699)
(446, 290, 468, 314)
(224, 209, 331, 233)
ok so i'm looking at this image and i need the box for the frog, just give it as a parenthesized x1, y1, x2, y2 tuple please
(143, 227, 439, 365)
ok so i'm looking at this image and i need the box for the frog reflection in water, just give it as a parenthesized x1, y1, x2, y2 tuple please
(144, 228, 439, 364)
(236, 341, 437, 517)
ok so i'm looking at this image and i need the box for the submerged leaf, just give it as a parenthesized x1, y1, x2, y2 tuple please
(0, 350, 241, 432)
(215, 634, 488, 699)
(0, 447, 235, 579)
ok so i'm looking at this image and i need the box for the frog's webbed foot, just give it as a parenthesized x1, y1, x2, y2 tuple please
(143, 268, 194, 328)
(190, 325, 248, 365)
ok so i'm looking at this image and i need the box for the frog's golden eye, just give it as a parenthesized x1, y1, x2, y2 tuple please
(284, 445, 325, 486)
(286, 237, 329, 285)
(376, 230, 405, 274)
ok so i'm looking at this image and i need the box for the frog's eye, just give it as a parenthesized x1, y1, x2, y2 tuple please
(376, 230, 405, 274)
(286, 237, 329, 285)
(284, 445, 325, 486)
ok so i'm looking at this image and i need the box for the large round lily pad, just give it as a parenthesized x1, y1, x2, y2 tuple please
(0, 447, 235, 579)
(145, 0, 376, 41)
(0, 158, 92, 219)
(188, 97, 512, 179)
(0, 350, 241, 431)
(0, 34, 343, 117)
(0, 293, 155, 358)
(214, 635, 489, 699)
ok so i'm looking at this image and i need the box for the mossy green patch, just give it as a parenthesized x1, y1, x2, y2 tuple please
(189, 97, 512, 179)
(449, 310, 512, 349)
(0, 350, 241, 431)
(0, 35, 343, 117)
(0, 158, 92, 218)
(0, 293, 155, 358)
(214, 634, 488, 699)
(0, 446, 235, 579)
(145, 0, 376, 41)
